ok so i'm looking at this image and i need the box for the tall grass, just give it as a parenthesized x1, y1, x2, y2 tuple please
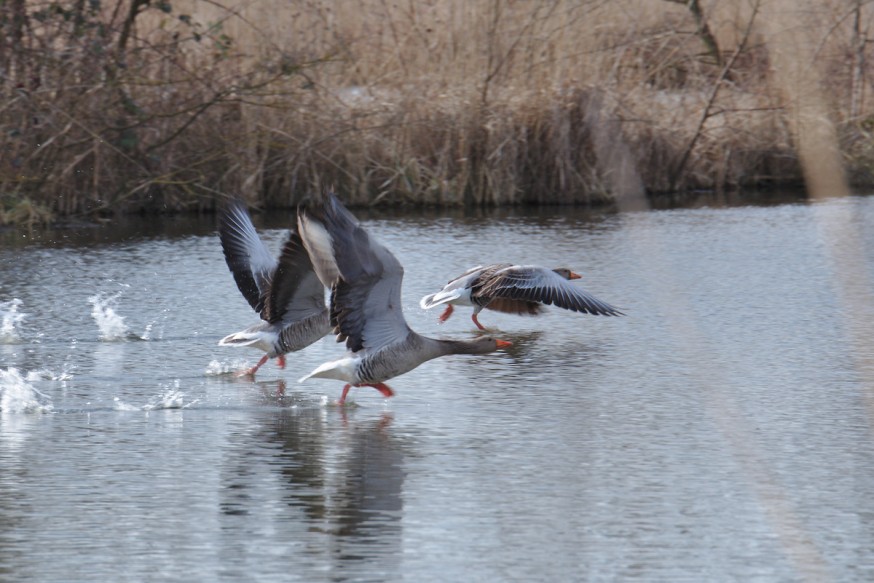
(1, 0, 872, 222)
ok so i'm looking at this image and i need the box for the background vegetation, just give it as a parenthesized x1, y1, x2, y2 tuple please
(1, 0, 872, 224)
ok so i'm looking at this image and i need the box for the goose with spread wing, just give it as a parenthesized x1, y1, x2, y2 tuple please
(420, 264, 623, 330)
(218, 200, 330, 376)
(297, 192, 511, 404)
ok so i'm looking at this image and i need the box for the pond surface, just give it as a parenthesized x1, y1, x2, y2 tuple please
(1, 194, 874, 581)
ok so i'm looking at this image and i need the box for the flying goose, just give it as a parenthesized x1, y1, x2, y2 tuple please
(420, 264, 623, 330)
(297, 192, 511, 404)
(218, 199, 330, 376)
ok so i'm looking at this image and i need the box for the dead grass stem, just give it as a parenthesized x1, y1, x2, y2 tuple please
(1, 0, 873, 221)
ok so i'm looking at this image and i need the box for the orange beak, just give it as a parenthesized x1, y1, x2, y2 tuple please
(568, 271, 582, 280)
(495, 339, 512, 348)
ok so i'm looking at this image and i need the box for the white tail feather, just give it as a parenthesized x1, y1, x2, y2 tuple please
(419, 289, 462, 309)
(298, 356, 358, 383)
(218, 329, 272, 352)
(219, 333, 255, 346)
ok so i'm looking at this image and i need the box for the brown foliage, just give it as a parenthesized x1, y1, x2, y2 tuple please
(0, 0, 872, 222)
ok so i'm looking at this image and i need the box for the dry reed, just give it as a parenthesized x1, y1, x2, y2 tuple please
(1, 0, 873, 223)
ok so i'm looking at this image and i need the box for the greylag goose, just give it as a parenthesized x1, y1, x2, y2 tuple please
(218, 199, 330, 376)
(297, 192, 511, 404)
(419, 264, 623, 330)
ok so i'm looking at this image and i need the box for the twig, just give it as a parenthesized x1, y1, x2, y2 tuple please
(663, 0, 723, 67)
(669, 0, 761, 190)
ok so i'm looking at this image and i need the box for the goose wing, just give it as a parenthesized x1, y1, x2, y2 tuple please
(477, 265, 624, 316)
(264, 230, 327, 324)
(218, 200, 277, 315)
(298, 192, 411, 352)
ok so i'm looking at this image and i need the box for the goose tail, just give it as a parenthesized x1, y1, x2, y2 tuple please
(298, 357, 357, 383)
(419, 289, 459, 310)
(218, 330, 262, 347)
(218, 327, 275, 354)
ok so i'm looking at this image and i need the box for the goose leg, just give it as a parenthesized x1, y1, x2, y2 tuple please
(339, 384, 353, 405)
(338, 383, 394, 405)
(240, 354, 270, 377)
(438, 304, 454, 323)
(471, 313, 487, 331)
(276, 355, 286, 369)
(365, 383, 395, 398)
(337, 383, 395, 405)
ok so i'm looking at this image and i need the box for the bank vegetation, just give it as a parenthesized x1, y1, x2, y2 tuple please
(1, 0, 873, 225)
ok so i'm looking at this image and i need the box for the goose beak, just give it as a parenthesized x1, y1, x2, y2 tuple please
(568, 271, 582, 280)
(495, 339, 512, 348)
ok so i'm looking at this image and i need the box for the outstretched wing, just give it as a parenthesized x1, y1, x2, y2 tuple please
(264, 229, 327, 324)
(478, 265, 624, 316)
(298, 191, 411, 352)
(218, 200, 277, 315)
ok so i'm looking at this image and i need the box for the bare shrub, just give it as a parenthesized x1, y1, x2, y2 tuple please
(1, 0, 873, 221)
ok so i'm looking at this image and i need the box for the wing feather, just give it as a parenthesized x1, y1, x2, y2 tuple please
(299, 192, 411, 352)
(478, 265, 623, 316)
(265, 231, 327, 324)
(218, 200, 278, 315)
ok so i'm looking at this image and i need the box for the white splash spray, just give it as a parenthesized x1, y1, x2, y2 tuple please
(145, 380, 199, 410)
(0, 368, 53, 414)
(25, 366, 74, 382)
(0, 299, 26, 343)
(112, 397, 141, 412)
(204, 359, 252, 376)
(141, 322, 154, 341)
(114, 380, 199, 411)
(144, 390, 186, 410)
(89, 293, 130, 341)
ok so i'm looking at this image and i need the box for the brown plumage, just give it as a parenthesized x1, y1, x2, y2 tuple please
(420, 263, 623, 330)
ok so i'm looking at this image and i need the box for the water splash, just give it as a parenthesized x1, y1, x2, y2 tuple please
(112, 397, 141, 412)
(204, 359, 251, 376)
(25, 366, 74, 382)
(88, 293, 130, 341)
(144, 390, 186, 410)
(0, 368, 53, 414)
(114, 380, 199, 411)
(144, 381, 199, 410)
(0, 299, 26, 343)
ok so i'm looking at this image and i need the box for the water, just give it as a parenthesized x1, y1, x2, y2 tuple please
(0, 298, 26, 343)
(1, 195, 874, 581)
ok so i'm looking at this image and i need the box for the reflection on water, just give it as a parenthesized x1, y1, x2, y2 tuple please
(276, 410, 402, 564)
(216, 395, 405, 580)
(0, 194, 874, 581)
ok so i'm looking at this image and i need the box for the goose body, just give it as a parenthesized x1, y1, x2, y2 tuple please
(420, 263, 623, 329)
(297, 192, 510, 404)
(218, 200, 330, 376)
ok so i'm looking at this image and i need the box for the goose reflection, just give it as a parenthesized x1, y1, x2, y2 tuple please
(274, 408, 403, 560)
(220, 399, 406, 577)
